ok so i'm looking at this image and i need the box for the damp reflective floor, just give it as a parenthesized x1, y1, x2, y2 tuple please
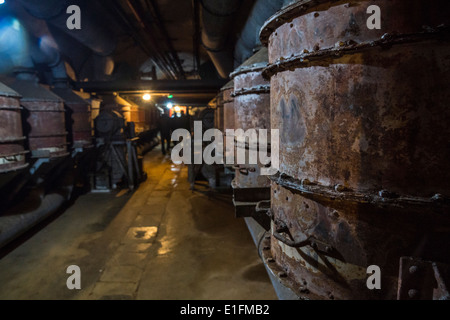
(0, 146, 277, 300)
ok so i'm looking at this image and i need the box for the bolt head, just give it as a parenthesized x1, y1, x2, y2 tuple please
(409, 265, 419, 274)
(408, 289, 419, 298)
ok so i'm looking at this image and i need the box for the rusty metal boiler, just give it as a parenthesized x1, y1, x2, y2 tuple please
(259, 0, 450, 300)
(3, 70, 69, 160)
(52, 82, 93, 150)
(0, 82, 28, 189)
(230, 47, 272, 229)
(221, 79, 235, 167)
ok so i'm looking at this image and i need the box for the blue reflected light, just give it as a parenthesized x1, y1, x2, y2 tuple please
(0, 17, 32, 73)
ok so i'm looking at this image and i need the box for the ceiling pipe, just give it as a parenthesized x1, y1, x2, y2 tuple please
(124, 0, 178, 80)
(233, 0, 285, 66)
(145, 0, 186, 79)
(200, 0, 242, 79)
(16, 0, 117, 57)
(29, 37, 69, 82)
(107, 0, 176, 80)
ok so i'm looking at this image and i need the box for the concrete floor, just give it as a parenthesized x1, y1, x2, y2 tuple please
(0, 146, 277, 300)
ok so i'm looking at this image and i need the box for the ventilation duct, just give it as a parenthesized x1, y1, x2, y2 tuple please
(200, 0, 241, 79)
(17, 0, 116, 57)
(233, 0, 285, 66)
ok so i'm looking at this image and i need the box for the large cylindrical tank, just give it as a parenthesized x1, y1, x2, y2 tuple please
(260, 0, 450, 300)
(0, 82, 28, 188)
(230, 48, 271, 216)
(3, 71, 68, 159)
(52, 83, 93, 149)
(222, 79, 235, 133)
(221, 79, 235, 165)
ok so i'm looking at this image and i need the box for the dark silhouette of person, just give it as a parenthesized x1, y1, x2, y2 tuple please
(158, 109, 173, 155)
(178, 110, 190, 132)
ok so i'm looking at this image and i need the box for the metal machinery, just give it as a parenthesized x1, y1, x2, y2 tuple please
(1, 70, 70, 199)
(217, 80, 237, 186)
(187, 107, 219, 189)
(253, 0, 450, 300)
(221, 79, 235, 169)
(230, 47, 272, 230)
(0, 82, 28, 192)
(191, 80, 238, 191)
(0, 70, 75, 248)
(92, 95, 146, 191)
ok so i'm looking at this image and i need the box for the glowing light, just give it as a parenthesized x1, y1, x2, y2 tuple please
(167, 103, 173, 109)
(0, 0, 6, 5)
(174, 106, 181, 113)
(142, 93, 151, 101)
(167, 94, 173, 99)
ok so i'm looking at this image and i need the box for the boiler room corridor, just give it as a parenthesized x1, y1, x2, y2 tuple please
(0, 147, 277, 300)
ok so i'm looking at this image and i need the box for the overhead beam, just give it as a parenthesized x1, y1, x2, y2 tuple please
(75, 79, 227, 94)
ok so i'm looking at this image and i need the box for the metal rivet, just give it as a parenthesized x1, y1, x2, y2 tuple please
(408, 289, 419, 298)
(409, 266, 419, 274)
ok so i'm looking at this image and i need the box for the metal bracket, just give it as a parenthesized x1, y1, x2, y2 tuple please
(232, 165, 256, 175)
(398, 257, 450, 300)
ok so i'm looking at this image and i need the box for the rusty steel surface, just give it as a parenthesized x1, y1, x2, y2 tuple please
(397, 257, 450, 300)
(261, 0, 450, 300)
(23, 100, 69, 158)
(264, 1, 450, 197)
(269, 43, 450, 198)
(0, 83, 28, 173)
(3, 78, 69, 158)
(231, 48, 271, 192)
(231, 47, 270, 132)
(232, 145, 271, 189)
(260, 0, 450, 61)
(52, 88, 93, 148)
(222, 85, 235, 162)
(269, 181, 450, 299)
(222, 80, 235, 137)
